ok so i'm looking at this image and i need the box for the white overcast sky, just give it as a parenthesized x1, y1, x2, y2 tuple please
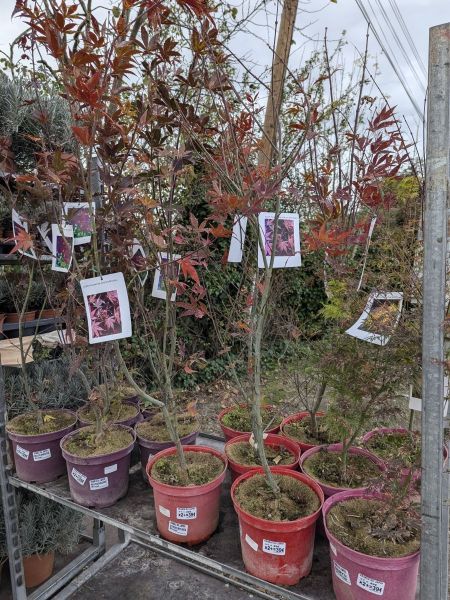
(0, 0, 449, 137)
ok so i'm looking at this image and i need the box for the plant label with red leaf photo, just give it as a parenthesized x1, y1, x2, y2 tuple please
(345, 291, 403, 346)
(129, 239, 148, 286)
(228, 215, 247, 263)
(80, 273, 132, 344)
(51, 224, 74, 273)
(63, 202, 95, 245)
(257, 212, 301, 268)
(152, 252, 181, 301)
(11, 209, 37, 259)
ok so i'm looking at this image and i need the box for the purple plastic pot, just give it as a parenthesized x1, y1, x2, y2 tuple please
(60, 425, 136, 508)
(322, 489, 420, 600)
(135, 417, 199, 478)
(7, 409, 77, 484)
(77, 401, 141, 428)
(299, 443, 385, 497)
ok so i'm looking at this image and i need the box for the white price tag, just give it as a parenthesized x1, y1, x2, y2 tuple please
(159, 505, 171, 517)
(104, 463, 118, 474)
(334, 561, 351, 585)
(89, 477, 109, 490)
(262, 539, 286, 556)
(16, 445, 29, 460)
(71, 467, 87, 486)
(168, 521, 188, 536)
(176, 507, 197, 520)
(330, 543, 337, 556)
(33, 448, 51, 462)
(245, 534, 258, 552)
(357, 574, 385, 595)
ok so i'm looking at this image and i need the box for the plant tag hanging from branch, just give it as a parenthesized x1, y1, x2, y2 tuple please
(11, 209, 37, 259)
(129, 239, 148, 286)
(345, 291, 403, 346)
(37, 221, 53, 253)
(228, 215, 248, 263)
(257, 212, 301, 268)
(51, 224, 74, 273)
(151, 252, 181, 301)
(408, 378, 449, 416)
(62, 202, 95, 246)
(357, 216, 377, 291)
(80, 273, 132, 344)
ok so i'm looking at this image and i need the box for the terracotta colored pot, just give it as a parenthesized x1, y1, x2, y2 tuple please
(231, 467, 324, 586)
(225, 433, 300, 482)
(299, 443, 385, 497)
(323, 489, 419, 600)
(280, 411, 327, 452)
(39, 308, 63, 320)
(5, 311, 36, 324)
(218, 404, 281, 441)
(147, 445, 227, 545)
(23, 552, 55, 588)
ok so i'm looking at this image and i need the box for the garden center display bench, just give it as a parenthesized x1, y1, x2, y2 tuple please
(8, 434, 335, 600)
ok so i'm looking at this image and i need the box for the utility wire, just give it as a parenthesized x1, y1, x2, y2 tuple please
(388, 0, 427, 79)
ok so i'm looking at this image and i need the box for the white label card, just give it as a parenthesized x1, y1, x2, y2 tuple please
(71, 468, 87, 486)
(262, 539, 286, 556)
(159, 505, 170, 518)
(33, 448, 51, 462)
(330, 543, 337, 556)
(245, 534, 258, 552)
(168, 521, 188, 536)
(104, 463, 118, 474)
(357, 573, 385, 595)
(176, 507, 197, 520)
(89, 477, 109, 490)
(16, 445, 29, 460)
(334, 561, 351, 585)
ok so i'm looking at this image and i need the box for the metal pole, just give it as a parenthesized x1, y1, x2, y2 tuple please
(421, 22, 450, 600)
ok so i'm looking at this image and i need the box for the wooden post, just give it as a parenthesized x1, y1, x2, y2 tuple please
(258, 0, 299, 168)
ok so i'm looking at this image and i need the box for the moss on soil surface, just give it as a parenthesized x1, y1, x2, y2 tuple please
(365, 431, 420, 467)
(303, 450, 381, 488)
(63, 426, 133, 457)
(235, 473, 320, 521)
(151, 451, 224, 486)
(283, 416, 338, 445)
(327, 498, 420, 557)
(7, 410, 75, 435)
(79, 400, 138, 424)
(136, 413, 198, 442)
(221, 405, 282, 432)
(226, 441, 294, 466)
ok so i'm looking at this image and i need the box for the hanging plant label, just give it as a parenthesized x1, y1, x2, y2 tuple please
(33, 448, 52, 461)
(176, 507, 197, 520)
(71, 468, 87, 486)
(334, 561, 351, 585)
(104, 463, 118, 474)
(245, 534, 258, 552)
(89, 476, 109, 491)
(357, 573, 385, 595)
(159, 505, 170, 517)
(16, 445, 29, 460)
(168, 521, 188, 536)
(262, 539, 286, 555)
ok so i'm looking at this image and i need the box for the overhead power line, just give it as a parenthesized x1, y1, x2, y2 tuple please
(388, 0, 427, 79)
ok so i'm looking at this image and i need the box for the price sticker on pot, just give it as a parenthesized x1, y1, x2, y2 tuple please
(159, 505, 170, 518)
(71, 468, 87, 486)
(89, 476, 109, 491)
(334, 561, 351, 585)
(168, 521, 188, 536)
(262, 539, 286, 556)
(16, 445, 29, 460)
(176, 507, 197, 520)
(33, 448, 51, 461)
(104, 464, 117, 475)
(245, 534, 258, 552)
(357, 573, 385, 595)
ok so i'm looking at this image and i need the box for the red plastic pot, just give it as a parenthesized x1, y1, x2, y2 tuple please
(136, 417, 199, 478)
(225, 433, 300, 482)
(77, 401, 141, 428)
(231, 467, 324, 586)
(280, 411, 327, 452)
(218, 404, 281, 441)
(7, 409, 77, 484)
(299, 443, 385, 497)
(323, 489, 420, 600)
(146, 445, 227, 545)
(61, 425, 135, 508)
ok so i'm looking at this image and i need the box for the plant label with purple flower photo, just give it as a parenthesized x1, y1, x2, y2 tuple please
(51, 224, 74, 273)
(228, 215, 247, 263)
(80, 273, 132, 344)
(152, 252, 181, 301)
(129, 239, 148, 286)
(11, 209, 37, 259)
(257, 212, 301, 268)
(345, 291, 403, 346)
(62, 202, 95, 245)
